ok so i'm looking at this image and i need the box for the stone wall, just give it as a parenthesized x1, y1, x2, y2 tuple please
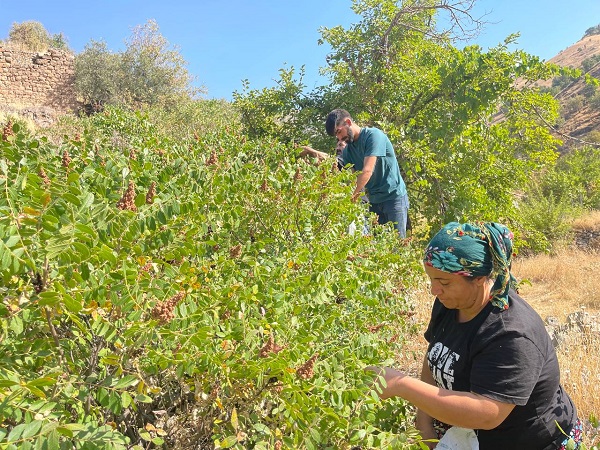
(0, 46, 78, 116)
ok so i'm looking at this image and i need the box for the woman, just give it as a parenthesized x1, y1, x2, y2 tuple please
(369, 222, 582, 449)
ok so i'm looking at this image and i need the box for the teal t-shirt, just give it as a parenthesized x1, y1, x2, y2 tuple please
(340, 127, 407, 203)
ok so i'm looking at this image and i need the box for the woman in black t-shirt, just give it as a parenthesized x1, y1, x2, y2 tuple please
(368, 222, 581, 449)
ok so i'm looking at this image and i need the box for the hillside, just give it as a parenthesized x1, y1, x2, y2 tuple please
(541, 34, 600, 141)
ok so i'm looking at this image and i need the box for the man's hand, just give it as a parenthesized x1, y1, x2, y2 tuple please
(298, 145, 317, 158)
(298, 145, 329, 164)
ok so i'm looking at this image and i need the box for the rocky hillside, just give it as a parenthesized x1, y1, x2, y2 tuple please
(542, 34, 600, 142)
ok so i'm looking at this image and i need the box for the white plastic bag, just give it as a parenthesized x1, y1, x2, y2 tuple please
(434, 427, 479, 450)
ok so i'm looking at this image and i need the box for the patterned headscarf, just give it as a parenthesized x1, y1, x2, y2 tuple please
(423, 222, 517, 310)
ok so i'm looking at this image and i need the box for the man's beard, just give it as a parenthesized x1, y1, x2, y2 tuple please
(343, 126, 354, 144)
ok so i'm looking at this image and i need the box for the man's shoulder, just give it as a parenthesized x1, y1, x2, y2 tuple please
(361, 127, 384, 138)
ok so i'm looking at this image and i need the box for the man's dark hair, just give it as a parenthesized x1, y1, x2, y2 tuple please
(325, 109, 352, 136)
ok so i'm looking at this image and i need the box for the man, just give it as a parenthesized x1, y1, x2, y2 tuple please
(325, 109, 409, 237)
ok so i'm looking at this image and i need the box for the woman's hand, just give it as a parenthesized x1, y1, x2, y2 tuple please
(365, 366, 407, 400)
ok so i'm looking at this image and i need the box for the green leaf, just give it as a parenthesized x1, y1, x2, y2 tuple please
(308, 427, 321, 443)
(121, 391, 132, 409)
(252, 423, 271, 435)
(36, 429, 59, 450)
(25, 385, 46, 399)
(38, 291, 60, 307)
(139, 430, 152, 441)
(62, 294, 82, 313)
(220, 435, 238, 448)
(99, 245, 117, 265)
(75, 223, 97, 240)
(27, 377, 56, 387)
(4, 235, 19, 248)
(67, 172, 79, 184)
(55, 427, 73, 438)
(10, 315, 24, 335)
(7, 423, 27, 442)
(113, 375, 139, 389)
(135, 394, 153, 404)
(81, 192, 95, 210)
(62, 193, 81, 206)
(22, 420, 43, 439)
(72, 242, 91, 260)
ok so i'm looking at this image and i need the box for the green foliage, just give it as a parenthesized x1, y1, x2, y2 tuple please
(74, 20, 201, 110)
(233, 67, 326, 146)
(119, 20, 200, 107)
(5, 21, 69, 52)
(44, 100, 240, 149)
(0, 108, 425, 449)
(562, 95, 585, 117)
(582, 54, 600, 73)
(316, 0, 563, 228)
(74, 40, 121, 109)
(234, 0, 567, 230)
(540, 146, 600, 210)
(516, 185, 579, 254)
(516, 144, 600, 253)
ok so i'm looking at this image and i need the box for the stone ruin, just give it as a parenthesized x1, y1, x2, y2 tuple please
(0, 46, 79, 126)
(545, 310, 600, 348)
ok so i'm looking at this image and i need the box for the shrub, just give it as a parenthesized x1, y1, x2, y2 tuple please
(74, 20, 201, 110)
(517, 185, 579, 254)
(5, 20, 69, 52)
(0, 108, 425, 449)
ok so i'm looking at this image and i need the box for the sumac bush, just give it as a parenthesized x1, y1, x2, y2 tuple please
(0, 109, 425, 449)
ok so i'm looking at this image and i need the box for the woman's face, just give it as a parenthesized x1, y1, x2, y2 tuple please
(424, 264, 486, 311)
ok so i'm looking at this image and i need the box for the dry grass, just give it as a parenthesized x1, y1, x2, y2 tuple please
(573, 210, 600, 231)
(513, 244, 600, 441)
(512, 249, 600, 319)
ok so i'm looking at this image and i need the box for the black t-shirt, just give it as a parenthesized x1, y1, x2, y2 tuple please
(424, 290, 577, 449)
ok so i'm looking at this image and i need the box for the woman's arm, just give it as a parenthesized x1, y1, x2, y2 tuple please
(369, 366, 515, 430)
(415, 357, 438, 449)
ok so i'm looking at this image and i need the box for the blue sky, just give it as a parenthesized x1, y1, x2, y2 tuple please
(1, 0, 600, 100)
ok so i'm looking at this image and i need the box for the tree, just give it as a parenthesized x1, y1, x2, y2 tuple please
(584, 23, 600, 38)
(74, 40, 120, 110)
(6, 21, 69, 52)
(74, 19, 202, 110)
(233, 66, 327, 144)
(119, 19, 201, 107)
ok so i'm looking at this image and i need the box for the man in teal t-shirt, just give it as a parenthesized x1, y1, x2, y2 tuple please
(326, 109, 409, 237)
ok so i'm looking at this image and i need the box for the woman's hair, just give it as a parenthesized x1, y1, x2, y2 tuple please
(423, 222, 517, 310)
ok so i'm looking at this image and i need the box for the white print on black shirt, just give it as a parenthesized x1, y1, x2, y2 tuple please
(428, 342, 460, 390)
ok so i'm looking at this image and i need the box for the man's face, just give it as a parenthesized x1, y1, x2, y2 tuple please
(334, 119, 354, 144)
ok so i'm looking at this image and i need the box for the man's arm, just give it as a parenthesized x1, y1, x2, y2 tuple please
(352, 155, 376, 201)
(298, 146, 330, 164)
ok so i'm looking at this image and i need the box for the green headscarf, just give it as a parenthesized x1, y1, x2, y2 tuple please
(423, 222, 517, 310)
